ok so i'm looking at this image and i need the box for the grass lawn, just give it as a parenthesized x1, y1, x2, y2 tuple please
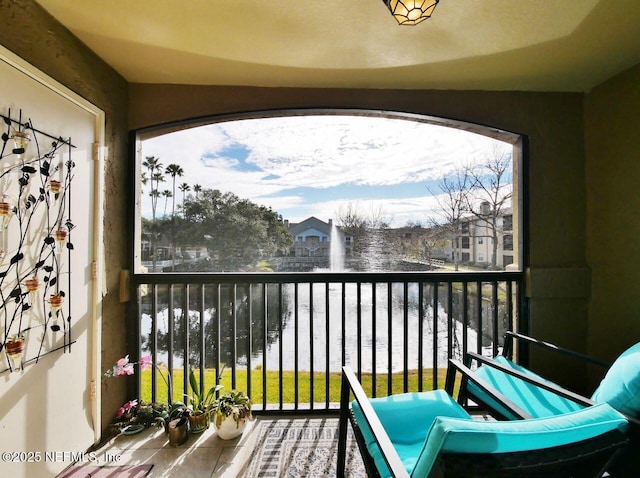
(140, 367, 454, 406)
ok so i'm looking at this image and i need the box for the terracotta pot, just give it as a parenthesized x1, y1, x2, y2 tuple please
(188, 411, 210, 434)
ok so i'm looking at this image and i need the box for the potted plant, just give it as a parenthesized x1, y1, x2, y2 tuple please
(166, 402, 190, 446)
(186, 368, 219, 433)
(104, 354, 181, 440)
(210, 390, 252, 440)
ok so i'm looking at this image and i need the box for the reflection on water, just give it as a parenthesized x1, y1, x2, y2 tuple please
(262, 283, 473, 373)
(140, 281, 506, 374)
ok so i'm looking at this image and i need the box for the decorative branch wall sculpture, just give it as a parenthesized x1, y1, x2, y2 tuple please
(0, 108, 75, 373)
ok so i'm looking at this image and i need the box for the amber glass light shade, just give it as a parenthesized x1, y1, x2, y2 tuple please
(11, 129, 30, 159)
(49, 179, 62, 194)
(24, 276, 39, 292)
(48, 293, 64, 311)
(383, 0, 439, 25)
(55, 227, 68, 243)
(6, 335, 25, 369)
(6, 335, 24, 357)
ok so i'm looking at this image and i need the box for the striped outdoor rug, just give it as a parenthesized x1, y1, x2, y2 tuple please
(244, 418, 366, 477)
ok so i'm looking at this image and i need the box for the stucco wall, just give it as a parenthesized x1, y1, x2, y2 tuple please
(3, 0, 634, 456)
(0, 0, 130, 448)
(585, 63, 640, 378)
(129, 84, 590, 388)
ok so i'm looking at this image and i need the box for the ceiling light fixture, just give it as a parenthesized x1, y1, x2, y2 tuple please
(382, 0, 439, 26)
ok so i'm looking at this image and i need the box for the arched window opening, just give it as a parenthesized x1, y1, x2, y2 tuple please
(133, 110, 523, 274)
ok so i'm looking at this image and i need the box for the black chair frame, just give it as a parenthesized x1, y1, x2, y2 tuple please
(457, 331, 640, 477)
(337, 363, 629, 478)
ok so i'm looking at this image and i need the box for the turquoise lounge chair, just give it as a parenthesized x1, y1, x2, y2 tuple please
(459, 332, 640, 476)
(337, 364, 629, 478)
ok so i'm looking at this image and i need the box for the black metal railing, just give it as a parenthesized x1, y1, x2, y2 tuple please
(131, 271, 524, 413)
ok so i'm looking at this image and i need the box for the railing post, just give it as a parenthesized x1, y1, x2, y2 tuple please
(199, 283, 205, 400)
(167, 284, 174, 404)
(215, 284, 221, 396)
(403, 281, 409, 393)
(432, 281, 439, 389)
(247, 283, 253, 401)
(183, 283, 190, 398)
(277, 283, 283, 408)
(151, 284, 158, 403)
(231, 283, 237, 390)
(337, 370, 350, 478)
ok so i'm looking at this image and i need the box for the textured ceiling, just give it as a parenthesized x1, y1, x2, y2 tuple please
(36, 0, 640, 91)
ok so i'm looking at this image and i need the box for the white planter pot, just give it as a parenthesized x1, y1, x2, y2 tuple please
(215, 415, 247, 440)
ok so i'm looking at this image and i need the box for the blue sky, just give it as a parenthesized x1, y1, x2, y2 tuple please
(141, 115, 511, 227)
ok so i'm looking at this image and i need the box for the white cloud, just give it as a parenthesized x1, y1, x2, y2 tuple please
(281, 194, 446, 228)
(141, 115, 511, 223)
(217, 116, 500, 190)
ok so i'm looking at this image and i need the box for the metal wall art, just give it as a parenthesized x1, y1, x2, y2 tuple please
(0, 108, 75, 373)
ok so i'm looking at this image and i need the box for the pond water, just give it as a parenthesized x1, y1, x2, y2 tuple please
(141, 281, 490, 373)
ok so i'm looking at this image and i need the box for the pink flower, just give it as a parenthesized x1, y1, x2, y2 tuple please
(121, 363, 135, 375)
(116, 355, 130, 368)
(109, 355, 136, 376)
(139, 355, 152, 371)
(115, 399, 138, 419)
(104, 354, 161, 381)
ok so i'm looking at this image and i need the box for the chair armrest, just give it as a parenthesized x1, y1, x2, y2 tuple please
(467, 351, 596, 408)
(447, 359, 533, 420)
(505, 331, 611, 368)
(338, 366, 410, 478)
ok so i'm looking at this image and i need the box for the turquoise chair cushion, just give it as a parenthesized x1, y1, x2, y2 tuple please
(468, 355, 584, 419)
(592, 342, 640, 417)
(353, 390, 628, 478)
(411, 403, 628, 477)
(352, 389, 471, 477)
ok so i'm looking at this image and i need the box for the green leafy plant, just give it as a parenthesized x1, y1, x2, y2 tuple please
(134, 402, 168, 428)
(187, 367, 221, 415)
(110, 400, 167, 430)
(105, 355, 174, 431)
(210, 390, 252, 428)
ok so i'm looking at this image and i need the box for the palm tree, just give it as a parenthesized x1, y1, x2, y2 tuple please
(165, 164, 184, 220)
(165, 164, 184, 271)
(162, 190, 172, 218)
(178, 182, 190, 215)
(177, 182, 191, 266)
(149, 189, 161, 204)
(193, 184, 202, 199)
(142, 156, 164, 221)
(142, 156, 164, 270)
